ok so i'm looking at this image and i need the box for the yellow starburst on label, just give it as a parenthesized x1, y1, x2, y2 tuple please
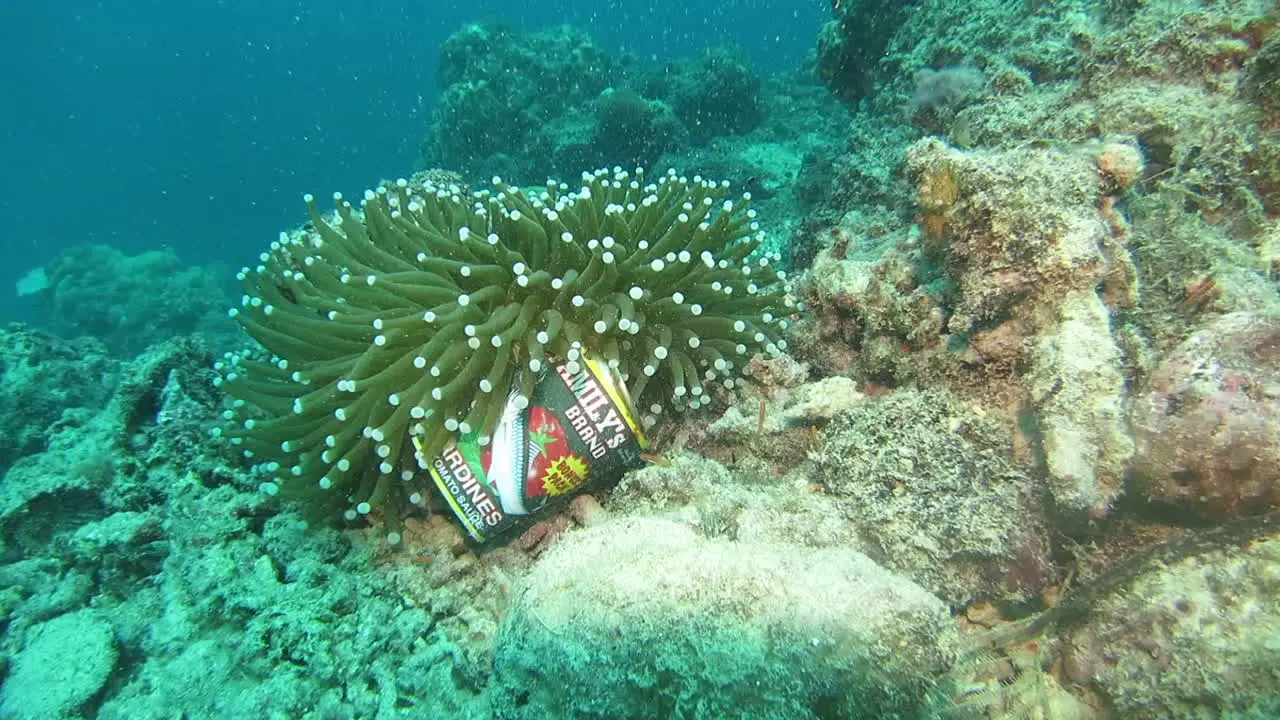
(541, 454, 589, 496)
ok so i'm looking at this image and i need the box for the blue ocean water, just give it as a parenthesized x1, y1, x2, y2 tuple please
(0, 0, 823, 321)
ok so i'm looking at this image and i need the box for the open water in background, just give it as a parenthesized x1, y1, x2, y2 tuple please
(0, 0, 824, 319)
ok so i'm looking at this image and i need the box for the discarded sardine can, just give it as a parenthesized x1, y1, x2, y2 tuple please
(419, 358, 648, 543)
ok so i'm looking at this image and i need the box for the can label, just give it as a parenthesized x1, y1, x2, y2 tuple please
(421, 358, 648, 543)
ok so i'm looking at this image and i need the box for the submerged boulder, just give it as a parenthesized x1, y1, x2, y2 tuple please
(492, 517, 955, 720)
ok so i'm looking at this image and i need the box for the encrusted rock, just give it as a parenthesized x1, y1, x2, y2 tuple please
(493, 517, 956, 719)
(1131, 311, 1280, 517)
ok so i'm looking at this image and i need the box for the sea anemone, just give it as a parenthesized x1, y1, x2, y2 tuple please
(213, 167, 794, 526)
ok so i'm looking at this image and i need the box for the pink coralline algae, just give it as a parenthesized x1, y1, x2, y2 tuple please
(1131, 312, 1280, 518)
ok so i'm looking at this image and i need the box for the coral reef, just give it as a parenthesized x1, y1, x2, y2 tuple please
(589, 87, 686, 168)
(39, 244, 238, 357)
(904, 65, 988, 133)
(787, 0, 1280, 713)
(805, 0, 1280, 308)
(0, 330, 964, 719)
(0, 332, 495, 718)
(425, 23, 620, 180)
(612, 451, 861, 550)
(703, 372, 864, 470)
(643, 45, 763, 144)
(424, 24, 784, 185)
(815, 0, 914, 102)
(940, 512, 1280, 718)
(3, 0, 1280, 715)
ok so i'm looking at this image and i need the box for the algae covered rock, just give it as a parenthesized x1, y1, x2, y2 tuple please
(1025, 288, 1135, 524)
(1061, 531, 1280, 717)
(492, 517, 955, 720)
(904, 138, 1138, 528)
(0, 609, 118, 720)
(611, 452, 861, 550)
(814, 389, 1054, 607)
(1131, 311, 1280, 517)
(0, 325, 115, 475)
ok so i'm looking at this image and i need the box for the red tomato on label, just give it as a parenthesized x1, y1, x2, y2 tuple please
(525, 405, 573, 499)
